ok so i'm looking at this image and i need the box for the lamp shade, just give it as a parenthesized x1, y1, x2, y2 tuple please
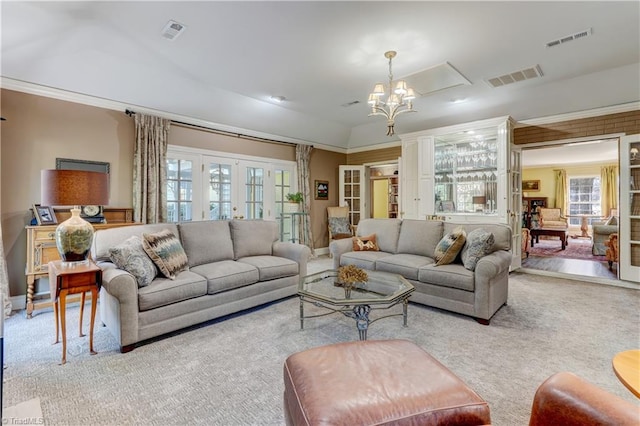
(41, 170, 109, 206)
(472, 196, 486, 205)
(40, 169, 109, 262)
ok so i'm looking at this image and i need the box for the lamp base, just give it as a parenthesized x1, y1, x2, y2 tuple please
(55, 207, 94, 262)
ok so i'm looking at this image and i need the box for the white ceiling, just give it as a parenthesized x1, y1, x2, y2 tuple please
(1, 1, 639, 151)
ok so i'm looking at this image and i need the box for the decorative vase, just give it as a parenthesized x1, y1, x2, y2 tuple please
(55, 207, 94, 262)
(284, 202, 300, 213)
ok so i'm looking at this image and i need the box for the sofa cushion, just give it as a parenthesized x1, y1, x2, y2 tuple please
(375, 254, 435, 281)
(434, 227, 466, 266)
(178, 221, 234, 267)
(108, 236, 157, 287)
(190, 260, 260, 294)
(138, 271, 207, 311)
(238, 256, 298, 281)
(229, 220, 278, 260)
(340, 251, 393, 271)
(419, 264, 475, 292)
(142, 229, 190, 279)
(353, 234, 379, 251)
(461, 229, 495, 271)
(397, 220, 444, 257)
(605, 216, 618, 226)
(92, 223, 179, 262)
(356, 219, 401, 253)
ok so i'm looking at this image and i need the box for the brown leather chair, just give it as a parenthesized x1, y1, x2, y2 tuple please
(529, 372, 640, 426)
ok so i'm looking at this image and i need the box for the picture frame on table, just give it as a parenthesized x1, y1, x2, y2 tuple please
(314, 180, 329, 200)
(522, 180, 540, 192)
(32, 204, 57, 225)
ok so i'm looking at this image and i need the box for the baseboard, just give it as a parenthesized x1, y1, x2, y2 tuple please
(314, 247, 329, 257)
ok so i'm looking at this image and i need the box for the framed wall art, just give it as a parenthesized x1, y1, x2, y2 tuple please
(315, 180, 329, 200)
(522, 180, 540, 192)
(32, 204, 57, 225)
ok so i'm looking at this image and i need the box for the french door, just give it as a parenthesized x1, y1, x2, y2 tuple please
(339, 165, 367, 227)
(166, 147, 295, 223)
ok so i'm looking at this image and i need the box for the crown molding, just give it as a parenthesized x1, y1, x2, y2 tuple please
(1, 77, 347, 152)
(346, 140, 402, 154)
(516, 102, 640, 127)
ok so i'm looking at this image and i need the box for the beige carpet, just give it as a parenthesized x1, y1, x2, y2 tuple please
(2, 271, 639, 425)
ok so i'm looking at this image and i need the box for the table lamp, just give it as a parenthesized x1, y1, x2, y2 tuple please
(472, 196, 486, 212)
(41, 170, 109, 262)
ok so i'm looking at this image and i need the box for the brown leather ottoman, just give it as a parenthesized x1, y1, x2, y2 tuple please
(283, 339, 491, 425)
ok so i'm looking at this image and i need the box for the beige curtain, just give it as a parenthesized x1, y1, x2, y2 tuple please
(554, 169, 567, 214)
(0, 224, 12, 317)
(133, 114, 171, 224)
(601, 165, 618, 216)
(296, 144, 314, 254)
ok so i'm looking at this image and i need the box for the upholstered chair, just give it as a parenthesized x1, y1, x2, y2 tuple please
(593, 209, 619, 255)
(521, 228, 530, 259)
(327, 207, 355, 256)
(538, 208, 568, 230)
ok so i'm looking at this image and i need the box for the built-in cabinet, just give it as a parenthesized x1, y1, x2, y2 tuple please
(620, 134, 640, 282)
(400, 116, 515, 223)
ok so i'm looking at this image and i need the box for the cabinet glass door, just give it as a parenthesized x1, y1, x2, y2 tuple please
(433, 127, 499, 214)
(620, 134, 640, 282)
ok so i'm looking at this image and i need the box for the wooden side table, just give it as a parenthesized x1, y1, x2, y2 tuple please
(613, 349, 640, 398)
(48, 260, 102, 364)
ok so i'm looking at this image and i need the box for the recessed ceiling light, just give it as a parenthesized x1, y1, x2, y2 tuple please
(270, 96, 286, 103)
(451, 98, 467, 104)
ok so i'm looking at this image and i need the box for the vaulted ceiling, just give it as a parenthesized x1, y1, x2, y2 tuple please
(2, 1, 639, 152)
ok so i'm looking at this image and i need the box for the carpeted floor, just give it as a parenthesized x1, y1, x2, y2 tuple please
(529, 236, 606, 261)
(3, 272, 639, 425)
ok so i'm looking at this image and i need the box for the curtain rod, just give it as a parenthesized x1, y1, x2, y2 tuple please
(125, 109, 305, 148)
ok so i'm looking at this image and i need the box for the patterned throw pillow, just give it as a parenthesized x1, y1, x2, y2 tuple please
(142, 229, 189, 280)
(352, 234, 379, 251)
(329, 217, 352, 236)
(108, 236, 157, 287)
(460, 229, 495, 271)
(434, 227, 467, 266)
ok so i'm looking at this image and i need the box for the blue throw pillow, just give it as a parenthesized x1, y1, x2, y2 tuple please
(460, 228, 495, 271)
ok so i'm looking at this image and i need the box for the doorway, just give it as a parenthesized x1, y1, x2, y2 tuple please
(369, 164, 399, 219)
(518, 138, 620, 285)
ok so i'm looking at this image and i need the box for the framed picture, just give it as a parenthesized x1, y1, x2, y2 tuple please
(522, 180, 540, 192)
(56, 158, 110, 174)
(32, 204, 57, 225)
(315, 180, 329, 200)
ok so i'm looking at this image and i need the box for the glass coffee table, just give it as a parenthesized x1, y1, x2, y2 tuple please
(298, 269, 415, 340)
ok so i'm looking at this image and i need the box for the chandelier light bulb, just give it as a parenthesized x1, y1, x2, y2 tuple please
(367, 51, 417, 136)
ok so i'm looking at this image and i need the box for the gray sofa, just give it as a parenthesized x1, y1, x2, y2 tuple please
(592, 217, 618, 255)
(329, 219, 512, 324)
(91, 220, 311, 352)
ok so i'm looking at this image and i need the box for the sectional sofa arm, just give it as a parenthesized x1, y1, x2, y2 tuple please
(273, 241, 312, 277)
(329, 238, 354, 269)
(475, 250, 512, 278)
(97, 262, 140, 304)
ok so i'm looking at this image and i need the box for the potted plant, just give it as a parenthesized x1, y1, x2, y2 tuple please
(284, 192, 304, 212)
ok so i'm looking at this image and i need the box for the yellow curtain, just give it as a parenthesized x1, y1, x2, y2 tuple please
(601, 165, 618, 216)
(554, 169, 567, 214)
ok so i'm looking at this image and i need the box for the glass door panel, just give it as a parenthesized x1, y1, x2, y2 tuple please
(167, 158, 194, 222)
(244, 166, 264, 219)
(339, 165, 367, 227)
(207, 162, 233, 220)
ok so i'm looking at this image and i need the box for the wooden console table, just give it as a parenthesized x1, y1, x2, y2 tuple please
(25, 207, 137, 318)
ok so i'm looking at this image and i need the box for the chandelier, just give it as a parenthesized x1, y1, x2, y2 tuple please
(368, 51, 417, 136)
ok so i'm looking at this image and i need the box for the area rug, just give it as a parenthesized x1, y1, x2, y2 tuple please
(528, 236, 606, 261)
(3, 273, 639, 425)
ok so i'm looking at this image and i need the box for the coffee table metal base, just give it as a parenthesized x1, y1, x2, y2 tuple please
(299, 296, 410, 341)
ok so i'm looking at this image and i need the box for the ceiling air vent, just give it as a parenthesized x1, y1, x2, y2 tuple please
(161, 20, 186, 41)
(341, 100, 361, 107)
(546, 28, 592, 48)
(486, 65, 544, 88)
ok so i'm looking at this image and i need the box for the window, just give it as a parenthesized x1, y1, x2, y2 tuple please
(568, 176, 601, 226)
(167, 158, 194, 222)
